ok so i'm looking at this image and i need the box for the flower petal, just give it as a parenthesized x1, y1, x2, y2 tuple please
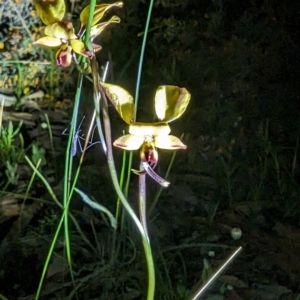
(100, 82, 135, 124)
(45, 22, 77, 40)
(33, 0, 66, 25)
(90, 16, 121, 41)
(113, 134, 144, 150)
(70, 40, 91, 57)
(142, 162, 170, 187)
(129, 122, 170, 136)
(154, 135, 187, 149)
(80, 2, 123, 27)
(155, 85, 191, 122)
(56, 45, 72, 67)
(34, 36, 62, 47)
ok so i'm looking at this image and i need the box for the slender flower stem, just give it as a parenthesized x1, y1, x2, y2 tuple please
(139, 163, 149, 241)
(134, 0, 155, 112)
(84, 0, 96, 52)
(62, 73, 83, 296)
(98, 79, 155, 300)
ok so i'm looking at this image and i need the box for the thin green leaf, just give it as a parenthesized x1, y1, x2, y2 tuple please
(74, 187, 117, 229)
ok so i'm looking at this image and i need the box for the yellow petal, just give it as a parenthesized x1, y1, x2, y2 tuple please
(34, 36, 62, 47)
(129, 122, 170, 136)
(100, 82, 135, 124)
(90, 16, 121, 41)
(80, 2, 123, 27)
(70, 40, 90, 57)
(154, 135, 187, 149)
(155, 85, 191, 122)
(45, 22, 77, 40)
(113, 134, 144, 150)
(33, 0, 66, 25)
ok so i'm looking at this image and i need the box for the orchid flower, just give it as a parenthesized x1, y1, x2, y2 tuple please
(100, 83, 191, 187)
(33, 1, 122, 67)
(34, 22, 99, 67)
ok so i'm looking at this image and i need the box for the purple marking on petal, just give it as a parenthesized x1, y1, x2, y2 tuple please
(142, 162, 170, 187)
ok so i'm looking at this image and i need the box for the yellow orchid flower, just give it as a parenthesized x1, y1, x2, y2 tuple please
(33, 2, 122, 67)
(34, 22, 98, 67)
(100, 83, 191, 187)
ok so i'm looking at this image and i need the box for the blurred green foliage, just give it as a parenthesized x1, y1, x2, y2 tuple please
(0, 120, 24, 167)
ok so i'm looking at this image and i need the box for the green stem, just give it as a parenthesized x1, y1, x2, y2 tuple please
(100, 86, 155, 300)
(111, 148, 127, 262)
(139, 163, 149, 240)
(84, 0, 96, 53)
(134, 0, 155, 113)
(62, 74, 83, 298)
(0, 294, 9, 300)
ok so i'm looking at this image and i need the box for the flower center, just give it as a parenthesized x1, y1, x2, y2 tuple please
(141, 137, 158, 168)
